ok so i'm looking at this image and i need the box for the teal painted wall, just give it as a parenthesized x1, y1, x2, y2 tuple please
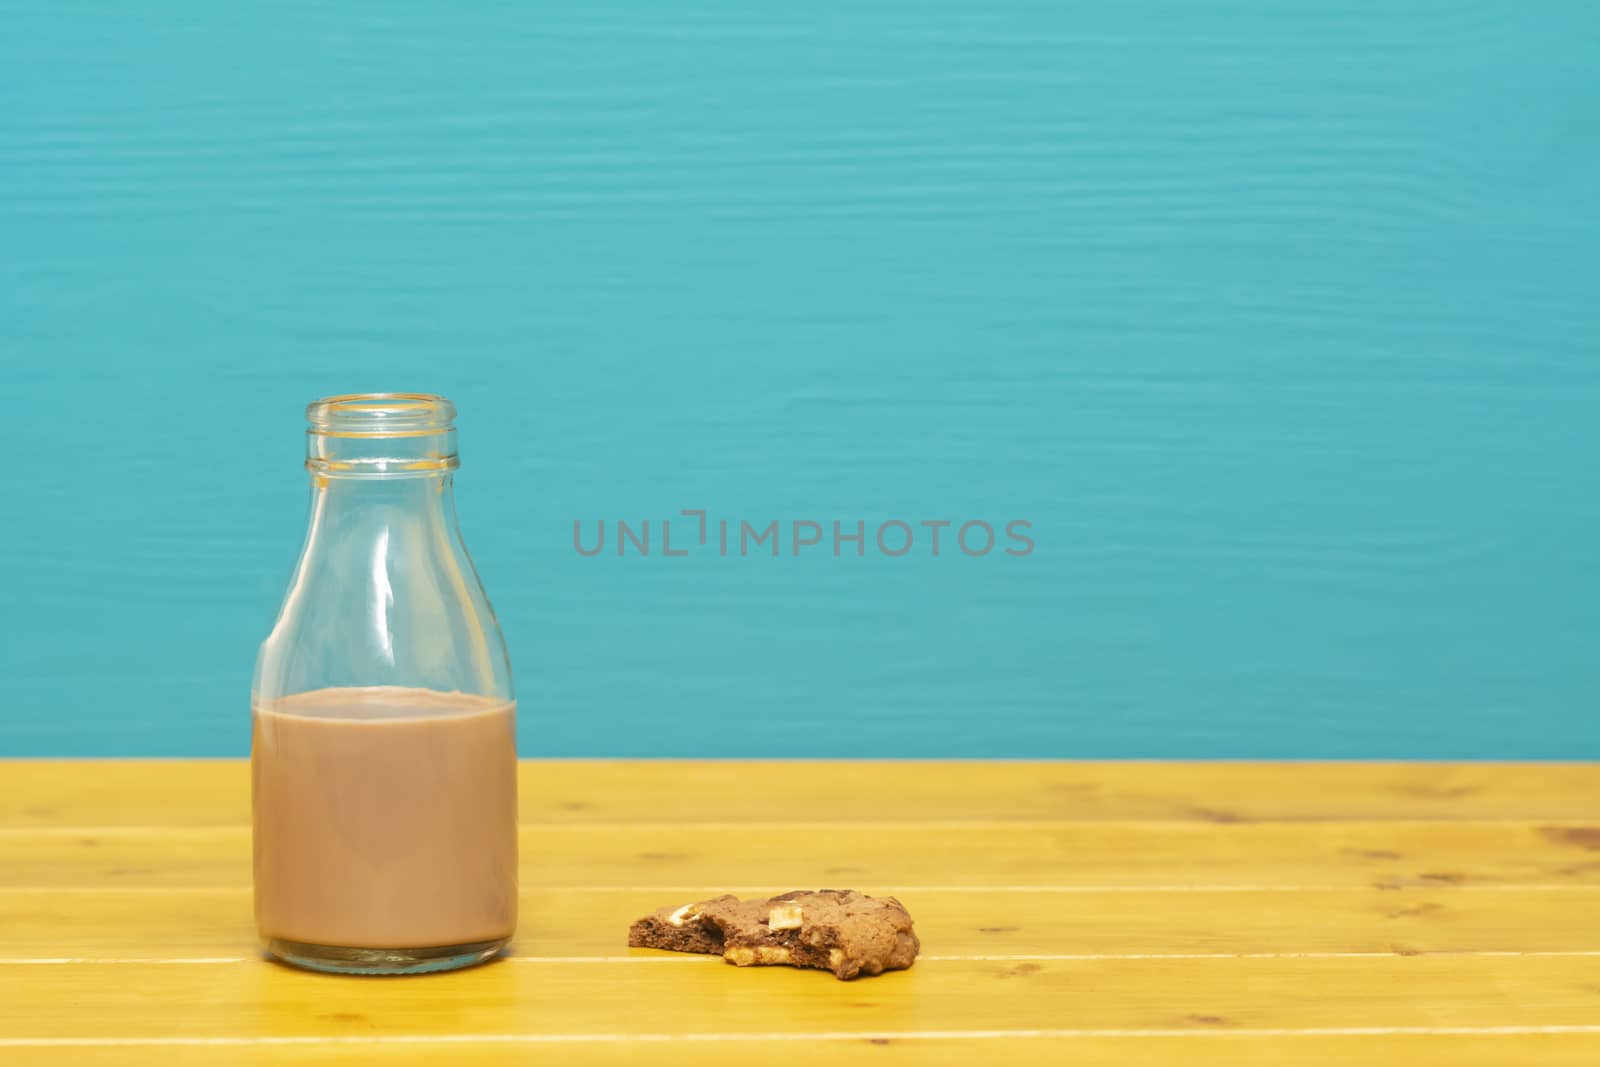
(2, 2, 1597, 757)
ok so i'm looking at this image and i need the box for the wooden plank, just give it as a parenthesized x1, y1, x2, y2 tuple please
(6, 761, 1597, 1065)
(3, 761, 1599, 828)
(10, 1033, 1600, 1067)
(2, 821, 1597, 890)
(3, 887, 1600, 961)
(0, 957, 1594, 1041)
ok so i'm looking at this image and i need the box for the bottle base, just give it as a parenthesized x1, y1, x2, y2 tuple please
(264, 935, 510, 975)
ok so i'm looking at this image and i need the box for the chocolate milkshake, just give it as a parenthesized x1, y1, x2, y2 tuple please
(252, 686, 517, 971)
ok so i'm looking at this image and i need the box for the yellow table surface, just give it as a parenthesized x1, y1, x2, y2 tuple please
(1, 760, 1598, 1064)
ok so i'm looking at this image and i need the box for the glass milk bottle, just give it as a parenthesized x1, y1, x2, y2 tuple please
(252, 393, 517, 974)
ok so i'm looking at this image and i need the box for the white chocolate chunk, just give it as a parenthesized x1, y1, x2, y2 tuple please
(665, 904, 698, 927)
(829, 948, 845, 968)
(767, 903, 804, 930)
(725, 945, 792, 966)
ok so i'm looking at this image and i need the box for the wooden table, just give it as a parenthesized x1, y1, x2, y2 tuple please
(1, 761, 1597, 1064)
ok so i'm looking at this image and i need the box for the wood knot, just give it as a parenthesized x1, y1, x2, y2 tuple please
(1541, 827, 1600, 852)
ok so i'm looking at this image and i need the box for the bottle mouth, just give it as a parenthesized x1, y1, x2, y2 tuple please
(305, 393, 459, 477)
(306, 393, 457, 437)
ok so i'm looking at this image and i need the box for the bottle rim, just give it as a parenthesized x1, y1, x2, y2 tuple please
(304, 393, 460, 476)
(306, 393, 456, 438)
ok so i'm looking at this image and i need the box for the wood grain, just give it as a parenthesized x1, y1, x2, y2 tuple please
(3, 760, 1598, 827)
(2, 957, 1598, 1039)
(3, 887, 1600, 961)
(12, 1035, 1600, 1067)
(4, 821, 1598, 891)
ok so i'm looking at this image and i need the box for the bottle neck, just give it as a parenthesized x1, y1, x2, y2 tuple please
(298, 394, 466, 591)
(306, 432, 458, 480)
(305, 472, 459, 543)
(305, 393, 458, 479)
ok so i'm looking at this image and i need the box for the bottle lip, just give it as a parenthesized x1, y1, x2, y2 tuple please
(305, 393, 459, 477)
(306, 393, 456, 438)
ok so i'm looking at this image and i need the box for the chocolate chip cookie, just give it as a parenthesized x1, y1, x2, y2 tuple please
(628, 889, 919, 980)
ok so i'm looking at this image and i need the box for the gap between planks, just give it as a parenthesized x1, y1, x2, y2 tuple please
(3, 817, 1596, 837)
(4, 884, 1598, 893)
(5, 1027, 1600, 1048)
(5, 950, 1600, 965)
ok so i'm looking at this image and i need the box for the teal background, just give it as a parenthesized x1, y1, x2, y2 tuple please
(2, 2, 1597, 758)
